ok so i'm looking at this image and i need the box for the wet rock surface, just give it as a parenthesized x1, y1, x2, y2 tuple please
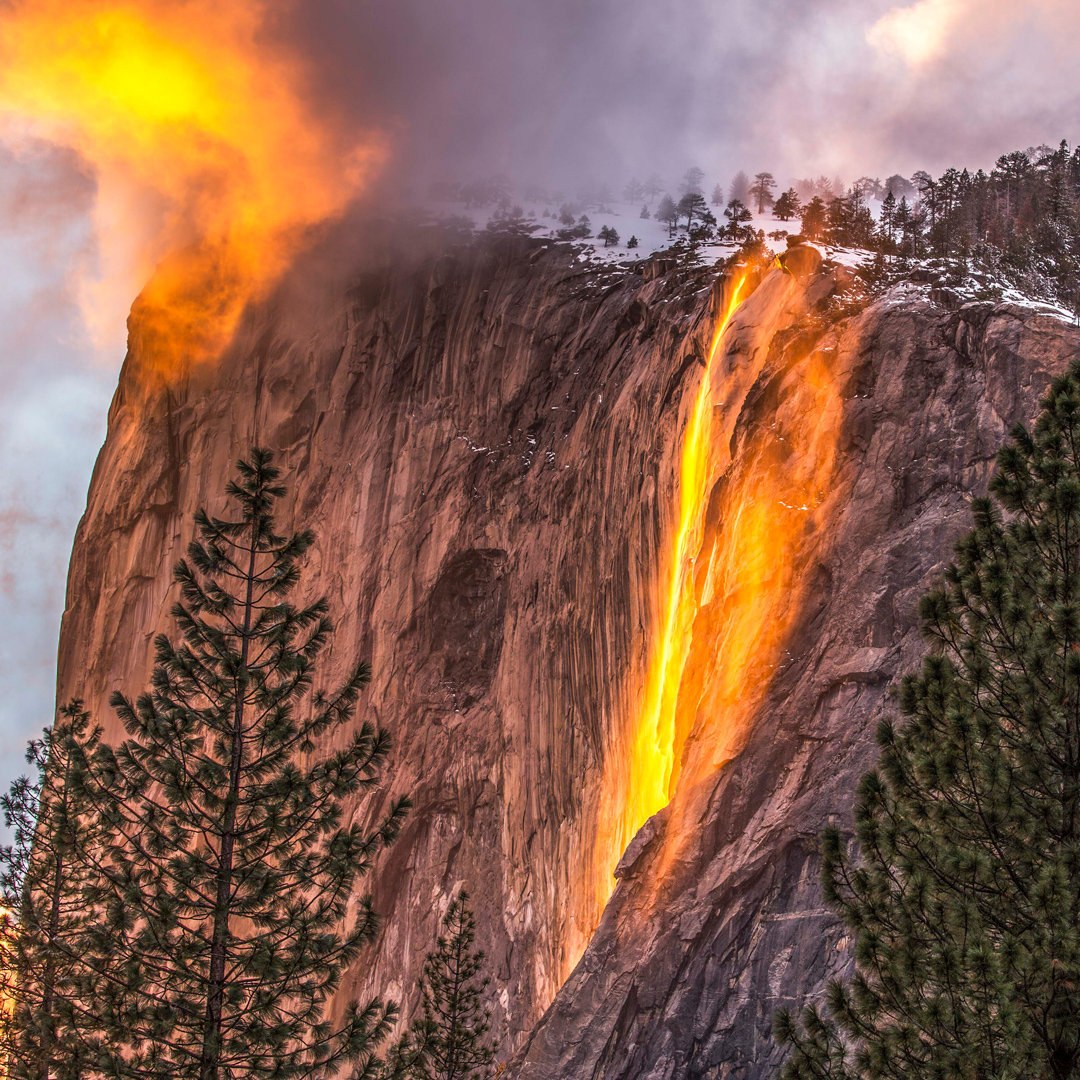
(57, 235, 1080, 1078)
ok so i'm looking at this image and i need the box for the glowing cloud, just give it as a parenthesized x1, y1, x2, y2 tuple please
(0, 0, 385, 368)
(867, 0, 968, 67)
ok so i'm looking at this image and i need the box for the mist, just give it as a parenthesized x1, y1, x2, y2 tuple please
(0, 139, 110, 788)
(288, 0, 1080, 192)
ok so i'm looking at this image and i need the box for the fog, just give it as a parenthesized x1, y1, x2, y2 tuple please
(291, 0, 1080, 189)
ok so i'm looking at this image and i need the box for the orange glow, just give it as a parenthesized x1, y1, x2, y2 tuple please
(619, 274, 748, 861)
(676, 342, 841, 787)
(0, 0, 384, 367)
(587, 264, 845, 938)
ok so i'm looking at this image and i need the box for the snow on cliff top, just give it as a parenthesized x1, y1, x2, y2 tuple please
(419, 196, 818, 267)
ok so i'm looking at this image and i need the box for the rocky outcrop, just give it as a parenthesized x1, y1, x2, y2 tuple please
(57, 230, 1080, 1078)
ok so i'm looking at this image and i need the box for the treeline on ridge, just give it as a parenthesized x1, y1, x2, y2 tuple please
(431, 141, 1080, 310)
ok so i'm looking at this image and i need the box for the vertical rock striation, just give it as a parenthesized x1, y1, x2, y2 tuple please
(56, 231, 1080, 1077)
(511, 283, 1080, 1080)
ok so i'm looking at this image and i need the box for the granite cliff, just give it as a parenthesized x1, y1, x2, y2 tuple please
(56, 231, 1080, 1079)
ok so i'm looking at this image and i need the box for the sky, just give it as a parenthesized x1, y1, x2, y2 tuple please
(0, 0, 1079, 801)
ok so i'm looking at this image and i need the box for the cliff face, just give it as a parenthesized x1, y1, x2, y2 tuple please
(57, 232, 1080, 1077)
(512, 284, 1080, 1079)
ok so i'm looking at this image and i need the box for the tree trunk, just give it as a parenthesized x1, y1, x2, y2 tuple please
(198, 525, 258, 1080)
(37, 849, 63, 1080)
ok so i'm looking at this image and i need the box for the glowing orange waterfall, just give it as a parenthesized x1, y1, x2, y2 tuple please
(620, 273, 749, 860)
(586, 261, 845, 941)
(573, 269, 750, 945)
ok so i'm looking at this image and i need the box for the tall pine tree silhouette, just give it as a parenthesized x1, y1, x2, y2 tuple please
(774, 362, 1080, 1079)
(0, 702, 107, 1080)
(90, 448, 409, 1080)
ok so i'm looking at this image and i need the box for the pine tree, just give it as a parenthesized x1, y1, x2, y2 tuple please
(690, 207, 717, 241)
(852, 177, 883, 202)
(728, 170, 751, 207)
(677, 191, 707, 229)
(656, 194, 679, 237)
(826, 196, 850, 245)
(893, 196, 914, 256)
(711, 183, 724, 207)
(87, 448, 410, 1080)
(995, 150, 1032, 219)
(680, 166, 705, 195)
(722, 199, 753, 241)
(913, 169, 938, 232)
(773, 188, 801, 222)
(395, 894, 495, 1080)
(750, 172, 777, 213)
(799, 196, 828, 241)
(0, 703, 108, 1080)
(884, 174, 914, 201)
(879, 190, 897, 246)
(774, 363, 1080, 1080)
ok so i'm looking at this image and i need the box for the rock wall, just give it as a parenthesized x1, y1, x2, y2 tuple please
(56, 231, 1080, 1076)
(511, 283, 1080, 1080)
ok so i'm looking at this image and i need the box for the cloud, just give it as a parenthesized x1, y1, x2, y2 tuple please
(268, 0, 1080, 191)
(0, 0, 386, 364)
(0, 140, 112, 824)
(869, 0, 1080, 75)
(867, 0, 969, 67)
(855, 0, 1080, 172)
